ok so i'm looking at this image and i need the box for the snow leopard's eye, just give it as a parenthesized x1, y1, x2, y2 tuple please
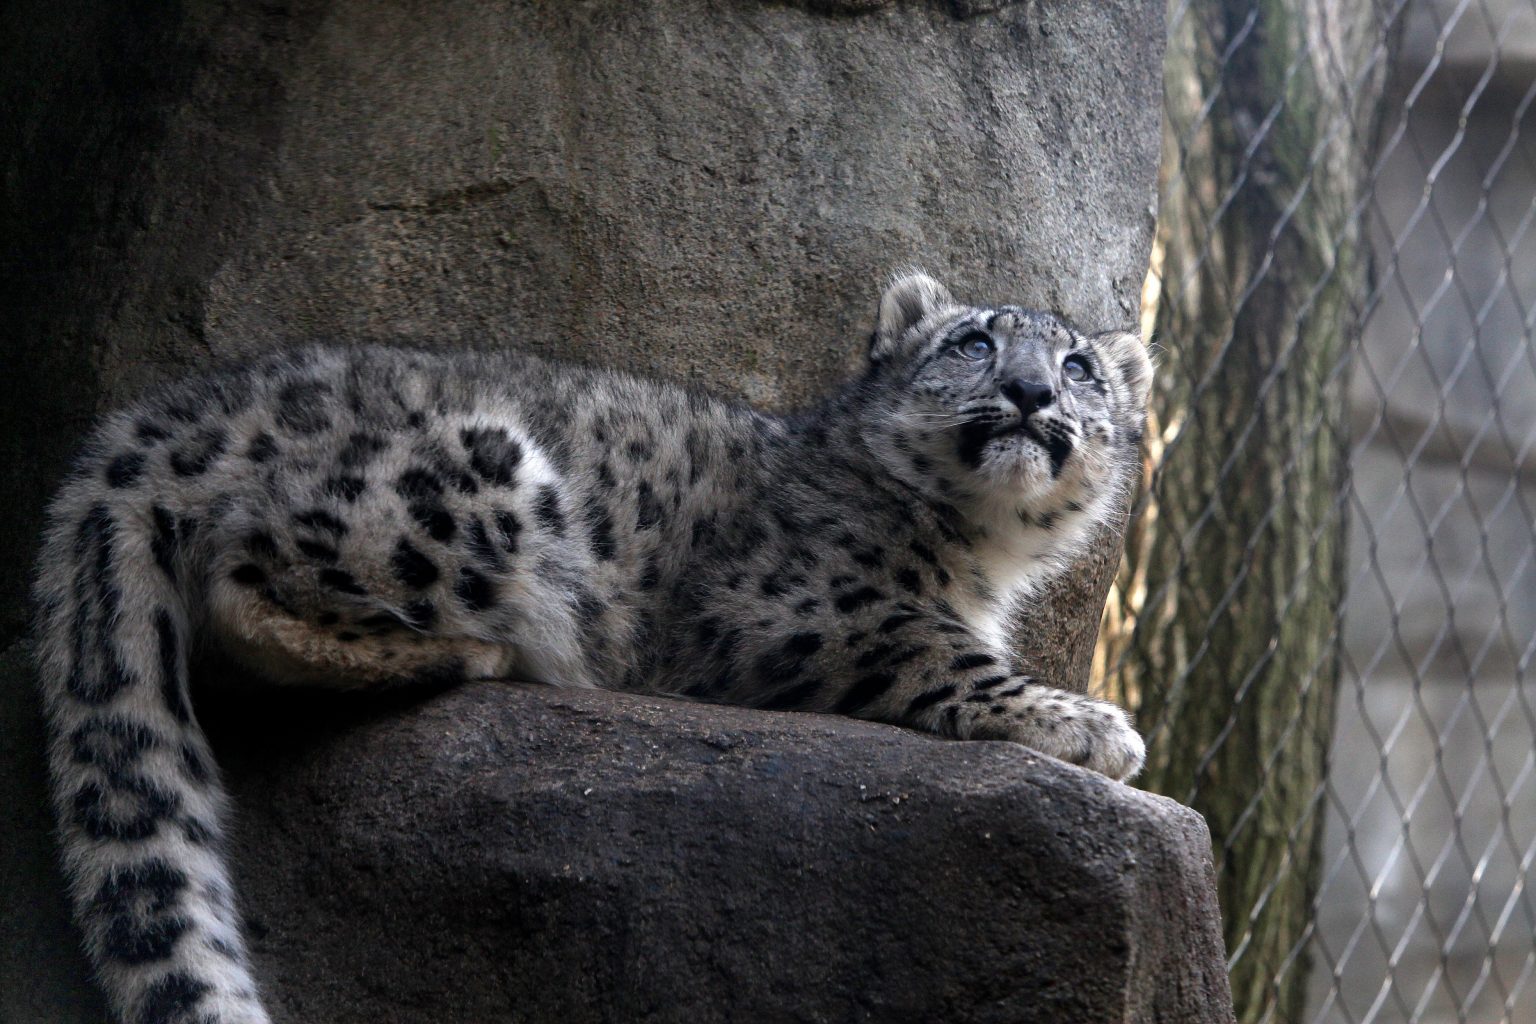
(954, 332, 994, 361)
(1063, 353, 1093, 382)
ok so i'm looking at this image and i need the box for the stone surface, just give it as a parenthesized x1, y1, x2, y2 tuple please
(201, 680, 1234, 1024)
(0, 0, 1206, 1020)
(0, 0, 1163, 668)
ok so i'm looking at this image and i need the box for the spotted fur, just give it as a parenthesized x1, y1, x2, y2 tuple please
(32, 273, 1152, 1023)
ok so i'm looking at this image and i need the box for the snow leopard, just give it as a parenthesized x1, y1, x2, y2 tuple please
(32, 272, 1153, 1024)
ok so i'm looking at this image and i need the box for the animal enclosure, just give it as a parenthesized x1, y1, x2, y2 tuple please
(1107, 1, 1536, 1021)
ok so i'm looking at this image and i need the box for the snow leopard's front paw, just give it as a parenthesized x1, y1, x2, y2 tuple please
(960, 683, 1146, 781)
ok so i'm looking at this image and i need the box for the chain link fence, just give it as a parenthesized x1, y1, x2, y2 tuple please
(1092, 0, 1536, 1021)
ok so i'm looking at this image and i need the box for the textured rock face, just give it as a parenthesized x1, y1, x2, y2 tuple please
(0, 0, 1164, 674)
(207, 681, 1233, 1024)
(0, 1, 1222, 1021)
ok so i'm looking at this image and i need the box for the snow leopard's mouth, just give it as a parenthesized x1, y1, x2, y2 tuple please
(1014, 420, 1075, 477)
(957, 416, 1076, 476)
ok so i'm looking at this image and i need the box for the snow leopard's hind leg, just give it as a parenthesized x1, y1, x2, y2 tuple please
(33, 492, 269, 1024)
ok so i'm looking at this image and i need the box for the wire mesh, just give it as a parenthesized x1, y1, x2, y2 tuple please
(1095, 1, 1536, 1021)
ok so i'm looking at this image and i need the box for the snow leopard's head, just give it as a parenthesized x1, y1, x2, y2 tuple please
(862, 272, 1153, 516)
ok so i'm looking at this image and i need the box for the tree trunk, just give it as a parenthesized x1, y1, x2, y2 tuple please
(1100, 1, 1389, 1021)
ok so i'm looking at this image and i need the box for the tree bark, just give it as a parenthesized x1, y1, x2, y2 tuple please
(1100, 1, 1390, 1020)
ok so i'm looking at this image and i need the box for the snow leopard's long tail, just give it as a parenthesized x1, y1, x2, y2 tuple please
(32, 478, 269, 1024)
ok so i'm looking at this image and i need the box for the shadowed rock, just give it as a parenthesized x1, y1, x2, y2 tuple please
(210, 682, 1235, 1024)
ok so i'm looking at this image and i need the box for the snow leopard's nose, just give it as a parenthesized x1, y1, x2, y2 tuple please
(1002, 379, 1055, 417)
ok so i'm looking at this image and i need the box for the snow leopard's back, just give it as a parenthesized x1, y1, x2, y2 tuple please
(31, 343, 776, 1023)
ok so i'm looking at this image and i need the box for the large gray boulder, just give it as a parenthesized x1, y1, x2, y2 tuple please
(0, 1, 1229, 1021)
(209, 681, 1234, 1023)
(8, 652, 1237, 1023)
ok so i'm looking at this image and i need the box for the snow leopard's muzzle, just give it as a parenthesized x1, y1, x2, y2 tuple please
(996, 377, 1080, 476)
(955, 400, 1080, 478)
(951, 337, 1100, 484)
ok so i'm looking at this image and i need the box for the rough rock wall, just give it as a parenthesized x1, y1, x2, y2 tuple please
(0, 0, 1161, 663)
(0, 1, 1223, 1021)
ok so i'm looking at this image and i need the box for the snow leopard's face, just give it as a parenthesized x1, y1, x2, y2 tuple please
(866, 274, 1152, 510)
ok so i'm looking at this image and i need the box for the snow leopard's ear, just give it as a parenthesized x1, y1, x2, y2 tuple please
(870, 272, 956, 364)
(1092, 329, 1154, 409)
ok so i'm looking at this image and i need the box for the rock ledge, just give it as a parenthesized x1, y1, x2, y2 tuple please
(213, 681, 1235, 1024)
